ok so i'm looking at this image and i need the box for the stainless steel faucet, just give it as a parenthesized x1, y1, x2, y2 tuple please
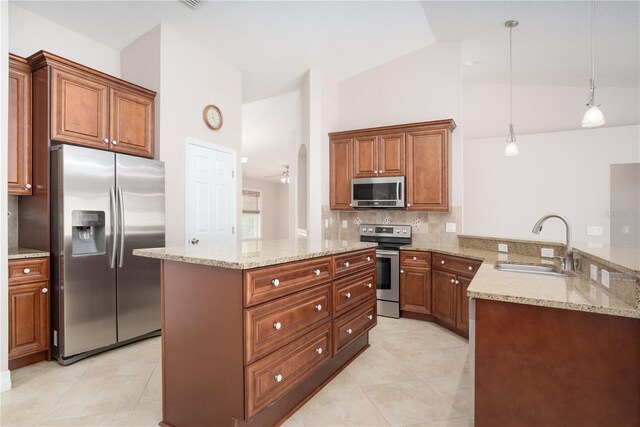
(531, 214, 574, 271)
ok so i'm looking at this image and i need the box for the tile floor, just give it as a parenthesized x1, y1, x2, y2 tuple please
(1, 317, 469, 427)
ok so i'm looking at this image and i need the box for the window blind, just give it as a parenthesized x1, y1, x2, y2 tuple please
(242, 190, 260, 214)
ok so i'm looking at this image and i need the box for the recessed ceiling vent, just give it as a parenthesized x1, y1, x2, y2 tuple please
(181, 0, 204, 10)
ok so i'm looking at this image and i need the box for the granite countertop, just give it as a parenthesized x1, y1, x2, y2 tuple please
(573, 242, 640, 280)
(404, 241, 639, 320)
(134, 239, 378, 270)
(8, 247, 50, 260)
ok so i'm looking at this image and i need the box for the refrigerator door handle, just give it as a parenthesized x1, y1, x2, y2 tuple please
(110, 186, 118, 269)
(117, 186, 125, 268)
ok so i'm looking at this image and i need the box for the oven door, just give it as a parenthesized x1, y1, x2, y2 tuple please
(375, 249, 399, 302)
(351, 177, 405, 208)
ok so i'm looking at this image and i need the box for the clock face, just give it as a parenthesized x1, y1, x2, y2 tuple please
(204, 105, 223, 130)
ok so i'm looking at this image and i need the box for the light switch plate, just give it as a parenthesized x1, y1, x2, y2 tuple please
(601, 269, 610, 288)
(541, 248, 555, 258)
(587, 226, 603, 236)
(445, 223, 456, 233)
(590, 264, 598, 281)
(498, 243, 508, 253)
(324, 219, 329, 229)
(342, 220, 348, 229)
(623, 225, 630, 235)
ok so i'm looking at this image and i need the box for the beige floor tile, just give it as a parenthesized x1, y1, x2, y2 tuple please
(346, 346, 419, 387)
(362, 380, 467, 427)
(398, 346, 469, 380)
(125, 398, 162, 427)
(280, 410, 306, 427)
(42, 410, 133, 426)
(420, 373, 470, 403)
(403, 416, 469, 427)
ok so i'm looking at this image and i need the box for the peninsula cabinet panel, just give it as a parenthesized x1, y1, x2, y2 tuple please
(406, 129, 448, 211)
(431, 269, 456, 328)
(329, 138, 354, 210)
(51, 68, 110, 149)
(8, 55, 32, 195)
(353, 136, 378, 178)
(455, 276, 471, 334)
(8, 281, 49, 360)
(109, 88, 154, 158)
(400, 266, 431, 315)
(378, 133, 405, 176)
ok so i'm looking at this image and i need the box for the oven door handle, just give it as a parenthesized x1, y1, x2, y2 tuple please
(376, 250, 400, 257)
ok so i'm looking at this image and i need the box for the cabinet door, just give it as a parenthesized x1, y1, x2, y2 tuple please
(51, 68, 110, 149)
(400, 266, 431, 314)
(8, 57, 32, 195)
(110, 88, 154, 158)
(431, 269, 456, 327)
(378, 133, 405, 176)
(406, 129, 448, 211)
(456, 276, 471, 334)
(329, 138, 353, 210)
(353, 136, 378, 178)
(8, 281, 49, 359)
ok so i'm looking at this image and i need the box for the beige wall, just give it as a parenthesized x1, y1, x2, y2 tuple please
(610, 163, 640, 249)
(243, 178, 288, 240)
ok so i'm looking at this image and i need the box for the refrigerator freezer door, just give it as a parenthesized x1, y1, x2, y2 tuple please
(55, 145, 118, 357)
(116, 154, 165, 342)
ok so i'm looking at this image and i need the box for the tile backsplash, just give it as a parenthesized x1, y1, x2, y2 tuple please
(8, 195, 18, 248)
(322, 206, 462, 245)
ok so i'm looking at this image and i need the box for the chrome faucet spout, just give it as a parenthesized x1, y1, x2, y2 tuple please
(531, 213, 574, 271)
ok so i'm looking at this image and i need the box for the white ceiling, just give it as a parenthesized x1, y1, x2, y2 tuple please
(13, 0, 435, 102)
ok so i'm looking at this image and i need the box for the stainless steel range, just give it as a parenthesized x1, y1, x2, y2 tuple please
(359, 224, 412, 318)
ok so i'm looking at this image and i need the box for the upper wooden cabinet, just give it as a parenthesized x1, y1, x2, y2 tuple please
(8, 54, 32, 195)
(329, 120, 455, 211)
(29, 50, 156, 158)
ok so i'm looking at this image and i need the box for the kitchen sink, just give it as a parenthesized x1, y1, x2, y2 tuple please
(494, 261, 570, 277)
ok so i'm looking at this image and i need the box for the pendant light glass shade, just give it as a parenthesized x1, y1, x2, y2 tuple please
(582, 105, 605, 128)
(582, 1, 605, 128)
(505, 141, 519, 156)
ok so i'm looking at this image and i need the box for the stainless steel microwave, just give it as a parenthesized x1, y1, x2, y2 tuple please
(351, 177, 405, 208)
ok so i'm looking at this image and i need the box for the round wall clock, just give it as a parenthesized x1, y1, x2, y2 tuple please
(203, 105, 223, 130)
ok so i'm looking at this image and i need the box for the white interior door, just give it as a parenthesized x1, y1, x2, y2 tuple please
(186, 139, 236, 246)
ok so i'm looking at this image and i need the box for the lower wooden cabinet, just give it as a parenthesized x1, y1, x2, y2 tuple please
(432, 269, 457, 328)
(455, 276, 471, 334)
(400, 266, 431, 315)
(8, 257, 50, 369)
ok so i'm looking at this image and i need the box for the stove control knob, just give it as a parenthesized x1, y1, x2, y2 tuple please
(396, 229, 400, 233)
(368, 228, 373, 232)
(403, 229, 408, 234)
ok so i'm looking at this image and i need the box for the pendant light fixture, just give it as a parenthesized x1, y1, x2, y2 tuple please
(504, 20, 519, 156)
(582, 0, 605, 128)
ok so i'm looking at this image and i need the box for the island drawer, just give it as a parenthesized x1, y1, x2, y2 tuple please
(333, 269, 376, 317)
(333, 249, 376, 279)
(333, 298, 376, 355)
(400, 250, 431, 267)
(8, 258, 49, 286)
(244, 256, 332, 307)
(244, 283, 331, 364)
(432, 253, 481, 278)
(245, 322, 331, 420)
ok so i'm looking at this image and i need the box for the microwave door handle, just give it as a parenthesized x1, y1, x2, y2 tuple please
(396, 180, 400, 203)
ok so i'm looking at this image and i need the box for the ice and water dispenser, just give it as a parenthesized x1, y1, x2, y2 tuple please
(71, 210, 106, 255)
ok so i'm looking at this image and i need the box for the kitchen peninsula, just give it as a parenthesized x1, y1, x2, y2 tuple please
(134, 239, 378, 427)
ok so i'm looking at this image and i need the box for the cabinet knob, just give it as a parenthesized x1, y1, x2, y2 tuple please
(271, 279, 280, 287)
(316, 347, 323, 355)
(468, 266, 474, 271)
(274, 374, 283, 382)
(23, 268, 30, 274)
(407, 203, 411, 207)
(441, 260, 446, 264)
(344, 292, 351, 299)
(344, 261, 350, 267)
(365, 256, 371, 262)
(451, 278, 455, 283)
(315, 304, 322, 311)
(25, 183, 32, 189)
(41, 287, 48, 294)
(346, 328, 353, 335)
(455, 280, 460, 285)
(273, 322, 282, 330)
(103, 138, 109, 144)
(400, 269, 404, 273)
(366, 314, 373, 320)
(366, 283, 372, 289)
(413, 256, 417, 261)
(111, 140, 118, 145)
(313, 269, 321, 276)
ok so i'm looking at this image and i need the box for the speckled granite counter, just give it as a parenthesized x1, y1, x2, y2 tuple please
(8, 247, 50, 260)
(573, 242, 640, 280)
(403, 242, 640, 319)
(134, 239, 377, 269)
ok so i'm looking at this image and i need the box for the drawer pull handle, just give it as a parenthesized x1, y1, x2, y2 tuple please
(316, 347, 323, 355)
(455, 280, 460, 285)
(315, 304, 322, 311)
(468, 266, 474, 271)
(441, 260, 445, 264)
(41, 288, 48, 294)
(366, 283, 372, 289)
(273, 322, 282, 330)
(274, 374, 283, 382)
(314, 269, 321, 276)
(365, 256, 371, 262)
(344, 261, 350, 267)
(451, 278, 455, 283)
(366, 314, 373, 320)
(344, 292, 351, 299)
(413, 256, 417, 261)
(23, 268, 31, 274)
(271, 279, 280, 287)
(346, 328, 353, 335)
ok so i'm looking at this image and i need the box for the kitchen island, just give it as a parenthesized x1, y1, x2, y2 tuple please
(134, 239, 378, 427)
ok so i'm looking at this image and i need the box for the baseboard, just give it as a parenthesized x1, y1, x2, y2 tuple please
(0, 369, 12, 393)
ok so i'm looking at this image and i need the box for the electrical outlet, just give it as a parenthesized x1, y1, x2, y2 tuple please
(587, 226, 603, 236)
(498, 243, 508, 253)
(541, 248, 555, 258)
(445, 223, 456, 233)
(601, 269, 610, 288)
(590, 264, 598, 281)
(623, 225, 630, 235)
(324, 219, 329, 229)
(342, 220, 348, 229)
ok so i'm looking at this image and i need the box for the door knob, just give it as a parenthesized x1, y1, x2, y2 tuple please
(103, 138, 109, 144)
(25, 183, 32, 189)
(451, 279, 455, 283)
(190, 238, 199, 245)
(111, 140, 118, 145)
(41, 287, 48, 294)
(455, 280, 460, 285)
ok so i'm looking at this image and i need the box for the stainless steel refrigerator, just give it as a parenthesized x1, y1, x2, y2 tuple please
(50, 144, 165, 364)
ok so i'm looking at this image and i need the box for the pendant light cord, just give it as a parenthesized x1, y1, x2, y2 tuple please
(588, 0, 596, 106)
(507, 24, 515, 143)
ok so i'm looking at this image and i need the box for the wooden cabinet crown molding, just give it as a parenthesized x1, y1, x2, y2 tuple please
(27, 50, 156, 98)
(328, 119, 456, 139)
